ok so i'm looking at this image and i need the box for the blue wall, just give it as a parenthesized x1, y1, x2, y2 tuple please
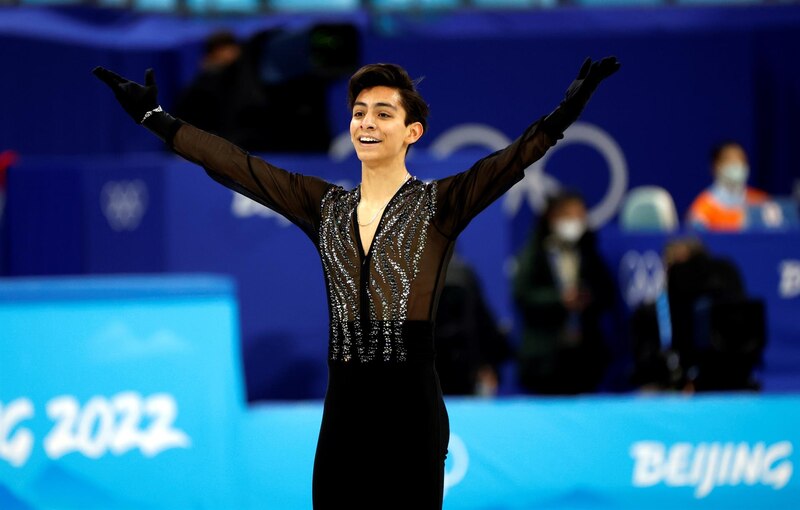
(6, 153, 800, 400)
(2, 4, 800, 399)
(2, 5, 799, 200)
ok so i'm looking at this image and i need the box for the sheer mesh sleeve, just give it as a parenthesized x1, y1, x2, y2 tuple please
(434, 118, 555, 237)
(172, 123, 333, 241)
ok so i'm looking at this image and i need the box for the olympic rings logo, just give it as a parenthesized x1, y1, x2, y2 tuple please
(502, 122, 628, 229)
(100, 180, 149, 232)
(779, 260, 800, 299)
(331, 121, 628, 228)
(619, 250, 665, 309)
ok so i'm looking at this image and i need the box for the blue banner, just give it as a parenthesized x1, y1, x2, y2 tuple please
(239, 395, 800, 509)
(1, 276, 799, 509)
(0, 276, 247, 508)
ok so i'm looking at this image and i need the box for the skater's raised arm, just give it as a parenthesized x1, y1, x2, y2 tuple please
(435, 56, 620, 237)
(93, 67, 331, 238)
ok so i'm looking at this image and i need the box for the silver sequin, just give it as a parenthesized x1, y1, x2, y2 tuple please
(319, 179, 437, 362)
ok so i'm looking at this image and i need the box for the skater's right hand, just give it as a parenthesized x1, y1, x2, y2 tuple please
(92, 67, 160, 124)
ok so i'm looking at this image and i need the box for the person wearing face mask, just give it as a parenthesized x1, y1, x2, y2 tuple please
(513, 191, 616, 395)
(687, 141, 768, 231)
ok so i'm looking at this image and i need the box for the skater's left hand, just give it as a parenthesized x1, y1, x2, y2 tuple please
(542, 56, 620, 139)
(562, 56, 621, 111)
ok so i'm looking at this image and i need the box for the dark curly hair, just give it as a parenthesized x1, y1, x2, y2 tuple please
(347, 63, 429, 136)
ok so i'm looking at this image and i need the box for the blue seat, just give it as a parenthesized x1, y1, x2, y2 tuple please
(620, 186, 679, 232)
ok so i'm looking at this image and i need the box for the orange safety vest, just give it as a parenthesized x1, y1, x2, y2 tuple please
(687, 187, 768, 231)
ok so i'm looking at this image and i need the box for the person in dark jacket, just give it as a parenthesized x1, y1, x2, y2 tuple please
(630, 237, 765, 392)
(435, 250, 511, 396)
(513, 191, 615, 395)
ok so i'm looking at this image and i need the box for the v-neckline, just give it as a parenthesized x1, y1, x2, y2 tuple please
(354, 177, 413, 258)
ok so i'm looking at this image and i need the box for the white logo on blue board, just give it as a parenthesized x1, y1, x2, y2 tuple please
(231, 192, 292, 225)
(1, 393, 190, 468)
(443, 433, 469, 498)
(231, 180, 355, 225)
(0, 398, 34, 468)
(101, 180, 148, 231)
(630, 440, 793, 498)
(619, 250, 665, 309)
(779, 260, 800, 299)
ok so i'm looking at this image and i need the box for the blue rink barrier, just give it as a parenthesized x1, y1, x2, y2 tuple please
(247, 396, 800, 510)
(0, 275, 247, 509)
(1, 276, 799, 509)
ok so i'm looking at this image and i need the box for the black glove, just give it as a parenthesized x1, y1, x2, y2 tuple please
(542, 56, 621, 139)
(92, 66, 182, 145)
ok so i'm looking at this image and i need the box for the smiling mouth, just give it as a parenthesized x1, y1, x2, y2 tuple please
(358, 136, 382, 144)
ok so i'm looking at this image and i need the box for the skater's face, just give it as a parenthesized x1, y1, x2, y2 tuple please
(350, 86, 423, 165)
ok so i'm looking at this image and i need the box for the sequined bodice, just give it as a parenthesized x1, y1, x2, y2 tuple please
(318, 179, 438, 362)
(320, 179, 436, 324)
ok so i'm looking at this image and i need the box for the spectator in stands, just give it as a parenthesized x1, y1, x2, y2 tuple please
(687, 141, 768, 231)
(434, 250, 511, 397)
(175, 30, 332, 153)
(664, 237, 765, 392)
(175, 31, 249, 142)
(630, 237, 765, 393)
(630, 237, 707, 392)
(513, 191, 615, 395)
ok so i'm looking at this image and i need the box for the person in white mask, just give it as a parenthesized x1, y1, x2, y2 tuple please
(513, 191, 615, 395)
(687, 141, 768, 231)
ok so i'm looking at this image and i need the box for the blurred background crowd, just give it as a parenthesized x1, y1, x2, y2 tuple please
(1, 0, 799, 403)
